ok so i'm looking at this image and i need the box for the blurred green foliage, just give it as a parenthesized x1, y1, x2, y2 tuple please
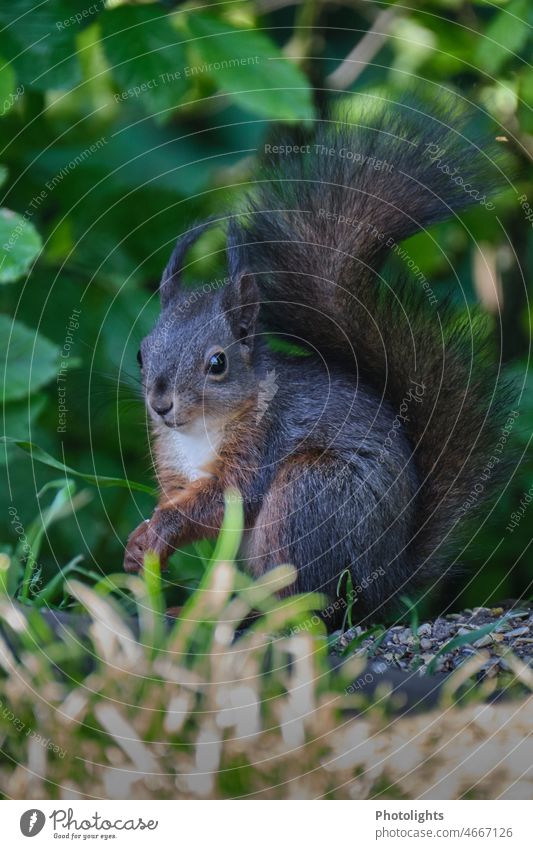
(0, 0, 531, 616)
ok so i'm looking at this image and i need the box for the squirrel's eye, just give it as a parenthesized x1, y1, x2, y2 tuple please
(136, 349, 143, 368)
(206, 350, 227, 377)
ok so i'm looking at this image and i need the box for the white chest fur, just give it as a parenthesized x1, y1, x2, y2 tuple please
(157, 417, 224, 482)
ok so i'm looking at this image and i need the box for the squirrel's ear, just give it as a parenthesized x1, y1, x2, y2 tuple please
(160, 219, 214, 308)
(223, 270, 260, 348)
(225, 220, 260, 348)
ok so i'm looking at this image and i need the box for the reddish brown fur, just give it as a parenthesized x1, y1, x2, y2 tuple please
(124, 399, 268, 572)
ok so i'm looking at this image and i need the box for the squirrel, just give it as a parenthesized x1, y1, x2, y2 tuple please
(124, 97, 510, 627)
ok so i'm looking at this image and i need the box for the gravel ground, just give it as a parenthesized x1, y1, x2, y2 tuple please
(334, 601, 533, 679)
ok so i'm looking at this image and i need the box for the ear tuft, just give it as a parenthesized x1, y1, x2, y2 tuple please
(224, 223, 260, 348)
(160, 219, 215, 308)
(223, 270, 260, 348)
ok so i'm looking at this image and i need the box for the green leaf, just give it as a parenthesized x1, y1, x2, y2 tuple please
(0, 209, 42, 283)
(1, 393, 46, 466)
(186, 14, 315, 122)
(0, 59, 17, 117)
(474, 0, 531, 76)
(1, 437, 156, 496)
(0, 316, 58, 401)
(0, 1, 82, 91)
(267, 334, 312, 357)
(518, 68, 533, 134)
(101, 5, 188, 119)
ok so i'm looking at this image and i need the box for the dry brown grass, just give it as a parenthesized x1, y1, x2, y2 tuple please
(0, 559, 531, 800)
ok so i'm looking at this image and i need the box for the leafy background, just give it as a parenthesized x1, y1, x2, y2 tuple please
(0, 0, 531, 616)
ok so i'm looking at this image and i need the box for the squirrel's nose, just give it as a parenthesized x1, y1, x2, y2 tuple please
(151, 398, 173, 417)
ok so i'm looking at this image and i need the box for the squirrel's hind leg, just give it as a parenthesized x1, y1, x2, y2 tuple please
(245, 452, 413, 629)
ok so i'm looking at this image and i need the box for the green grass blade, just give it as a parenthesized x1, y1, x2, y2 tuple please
(1, 437, 155, 495)
(210, 488, 244, 566)
(19, 480, 77, 600)
(0, 554, 9, 596)
(142, 550, 165, 652)
(30, 554, 85, 605)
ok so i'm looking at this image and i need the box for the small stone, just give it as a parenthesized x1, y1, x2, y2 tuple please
(505, 626, 529, 639)
(420, 637, 433, 651)
(398, 628, 412, 643)
(432, 619, 454, 640)
(457, 627, 473, 635)
(340, 626, 362, 646)
(417, 623, 432, 637)
(473, 634, 494, 649)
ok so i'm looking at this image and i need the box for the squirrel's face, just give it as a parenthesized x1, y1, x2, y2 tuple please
(138, 271, 261, 431)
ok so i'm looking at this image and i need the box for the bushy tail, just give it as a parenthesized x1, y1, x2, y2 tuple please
(233, 95, 513, 575)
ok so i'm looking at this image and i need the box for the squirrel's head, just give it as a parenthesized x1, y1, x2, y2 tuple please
(138, 221, 261, 430)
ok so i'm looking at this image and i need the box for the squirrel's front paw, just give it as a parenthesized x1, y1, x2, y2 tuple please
(123, 517, 172, 573)
(123, 519, 149, 573)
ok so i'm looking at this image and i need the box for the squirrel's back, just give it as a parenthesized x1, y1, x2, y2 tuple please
(230, 95, 513, 592)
